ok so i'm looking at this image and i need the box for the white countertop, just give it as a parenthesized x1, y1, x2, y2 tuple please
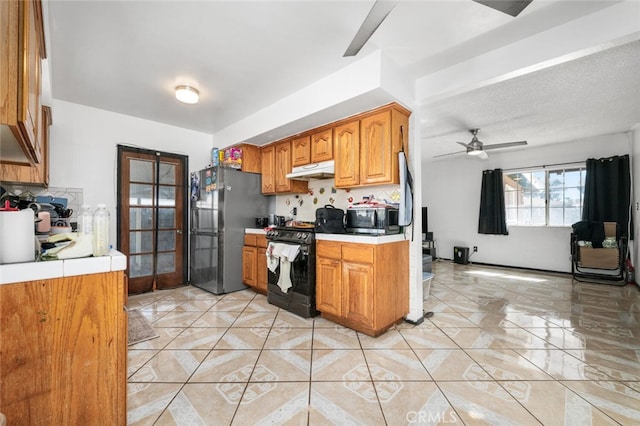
(245, 228, 267, 235)
(0, 250, 127, 285)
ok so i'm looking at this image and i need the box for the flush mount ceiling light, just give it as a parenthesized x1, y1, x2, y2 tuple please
(175, 85, 199, 104)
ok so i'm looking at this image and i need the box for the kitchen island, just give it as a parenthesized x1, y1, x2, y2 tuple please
(315, 233, 409, 336)
(0, 252, 127, 424)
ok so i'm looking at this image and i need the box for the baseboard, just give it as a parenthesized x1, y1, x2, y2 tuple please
(438, 258, 571, 277)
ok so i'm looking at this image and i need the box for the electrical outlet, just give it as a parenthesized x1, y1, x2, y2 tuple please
(473, 246, 478, 252)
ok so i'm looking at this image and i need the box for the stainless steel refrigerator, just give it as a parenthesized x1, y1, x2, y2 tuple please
(190, 166, 268, 294)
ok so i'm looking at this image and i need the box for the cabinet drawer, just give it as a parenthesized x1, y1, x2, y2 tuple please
(342, 244, 374, 264)
(244, 234, 257, 246)
(256, 235, 268, 248)
(317, 241, 341, 260)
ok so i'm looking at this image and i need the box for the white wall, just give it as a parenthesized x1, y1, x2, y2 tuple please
(423, 133, 630, 272)
(49, 100, 213, 246)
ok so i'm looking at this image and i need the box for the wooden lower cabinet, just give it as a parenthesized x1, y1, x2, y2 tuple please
(0, 271, 127, 424)
(242, 233, 268, 294)
(242, 245, 258, 287)
(316, 239, 409, 336)
(316, 257, 342, 315)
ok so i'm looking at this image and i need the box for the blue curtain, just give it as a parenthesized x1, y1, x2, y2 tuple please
(478, 169, 508, 235)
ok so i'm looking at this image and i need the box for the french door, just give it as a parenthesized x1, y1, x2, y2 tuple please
(117, 146, 188, 294)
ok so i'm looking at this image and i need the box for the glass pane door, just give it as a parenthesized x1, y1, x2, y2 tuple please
(118, 147, 187, 294)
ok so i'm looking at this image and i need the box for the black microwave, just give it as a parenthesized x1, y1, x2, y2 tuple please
(346, 207, 400, 235)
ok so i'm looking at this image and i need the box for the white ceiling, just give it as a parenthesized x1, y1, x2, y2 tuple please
(45, 0, 640, 162)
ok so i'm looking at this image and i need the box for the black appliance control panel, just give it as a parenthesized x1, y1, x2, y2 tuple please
(266, 228, 314, 244)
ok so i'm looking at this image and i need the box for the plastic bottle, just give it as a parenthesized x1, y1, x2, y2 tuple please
(78, 204, 93, 235)
(92, 204, 110, 256)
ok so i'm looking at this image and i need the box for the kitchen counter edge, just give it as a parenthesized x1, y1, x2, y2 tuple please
(316, 233, 407, 244)
(245, 228, 267, 235)
(245, 228, 406, 244)
(0, 250, 127, 285)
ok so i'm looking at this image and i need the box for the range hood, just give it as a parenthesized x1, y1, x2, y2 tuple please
(286, 160, 335, 180)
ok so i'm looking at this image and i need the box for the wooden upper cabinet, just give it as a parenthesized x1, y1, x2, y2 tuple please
(275, 140, 292, 192)
(0, 104, 51, 185)
(360, 105, 409, 187)
(260, 102, 409, 192)
(274, 140, 307, 194)
(311, 128, 333, 163)
(260, 145, 276, 194)
(0, 0, 46, 166)
(360, 110, 392, 185)
(334, 120, 360, 188)
(291, 135, 311, 167)
(260, 140, 307, 194)
(238, 144, 261, 173)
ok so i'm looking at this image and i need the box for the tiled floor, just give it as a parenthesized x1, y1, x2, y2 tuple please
(127, 261, 640, 425)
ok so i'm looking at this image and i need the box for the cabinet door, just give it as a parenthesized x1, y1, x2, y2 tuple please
(311, 128, 333, 163)
(0, 105, 50, 186)
(242, 246, 258, 287)
(239, 144, 261, 173)
(51, 272, 125, 423)
(334, 120, 360, 188)
(19, 0, 43, 163)
(0, 272, 126, 424)
(0, 0, 44, 167)
(342, 261, 374, 328)
(316, 257, 342, 316)
(257, 247, 268, 293)
(274, 141, 308, 193)
(261, 145, 276, 194)
(360, 110, 392, 185)
(292, 135, 311, 167)
(275, 140, 292, 192)
(0, 279, 55, 422)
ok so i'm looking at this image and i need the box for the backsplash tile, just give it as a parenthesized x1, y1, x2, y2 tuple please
(275, 179, 400, 222)
(1, 185, 84, 222)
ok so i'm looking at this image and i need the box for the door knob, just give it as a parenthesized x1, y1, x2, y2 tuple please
(176, 229, 182, 234)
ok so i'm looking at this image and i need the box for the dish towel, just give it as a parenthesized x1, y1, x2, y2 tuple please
(266, 242, 300, 293)
(266, 242, 280, 273)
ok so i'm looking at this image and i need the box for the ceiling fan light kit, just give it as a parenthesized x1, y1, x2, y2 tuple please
(175, 85, 199, 104)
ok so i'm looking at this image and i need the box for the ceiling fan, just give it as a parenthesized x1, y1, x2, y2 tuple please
(435, 129, 528, 160)
(343, 0, 533, 57)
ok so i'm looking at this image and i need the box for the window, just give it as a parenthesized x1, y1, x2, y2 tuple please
(504, 166, 586, 226)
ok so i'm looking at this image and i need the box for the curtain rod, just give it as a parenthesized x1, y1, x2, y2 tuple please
(502, 160, 586, 172)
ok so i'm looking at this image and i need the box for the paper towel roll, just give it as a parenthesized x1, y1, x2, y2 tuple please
(0, 210, 36, 264)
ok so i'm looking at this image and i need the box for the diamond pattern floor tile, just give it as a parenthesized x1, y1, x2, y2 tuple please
(127, 262, 640, 424)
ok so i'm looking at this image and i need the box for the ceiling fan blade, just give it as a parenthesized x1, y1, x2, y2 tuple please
(433, 150, 465, 159)
(472, 0, 533, 17)
(456, 141, 471, 149)
(343, 1, 397, 57)
(482, 141, 528, 150)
